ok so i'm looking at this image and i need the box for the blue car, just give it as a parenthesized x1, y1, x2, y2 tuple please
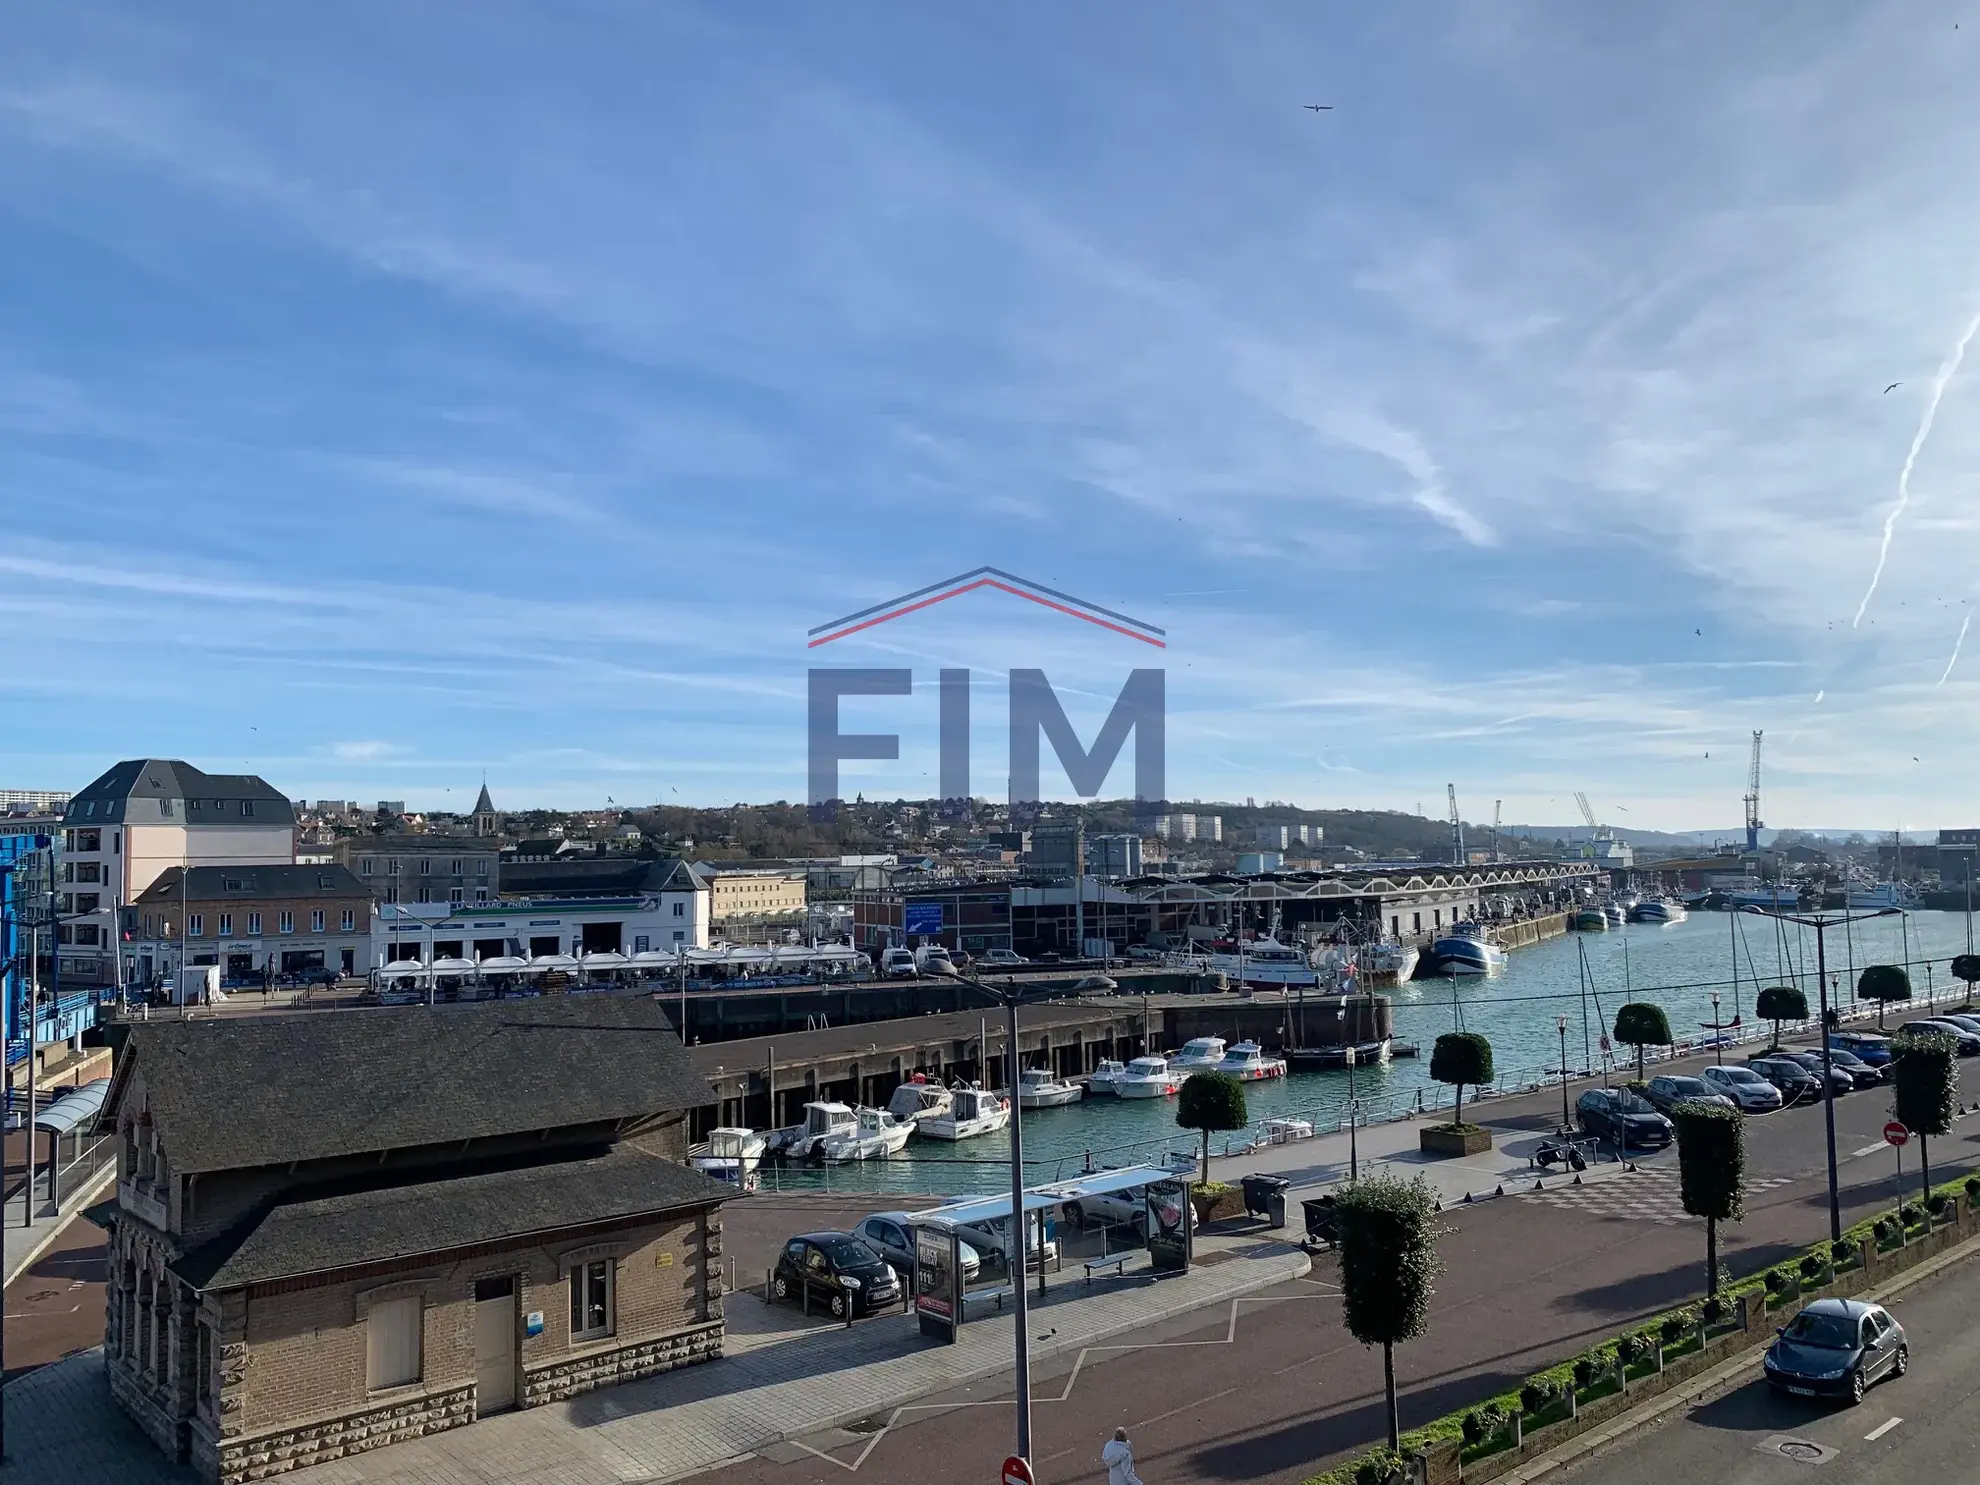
(1764, 1298, 1908, 1404)
(1828, 1031, 1893, 1067)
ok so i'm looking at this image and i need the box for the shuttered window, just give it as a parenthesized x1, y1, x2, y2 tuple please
(366, 1297, 422, 1390)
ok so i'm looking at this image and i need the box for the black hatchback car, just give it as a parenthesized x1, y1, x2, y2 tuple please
(771, 1232, 901, 1318)
(1764, 1298, 1908, 1403)
(1575, 1088, 1674, 1150)
(1746, 1054, 1823, 1102)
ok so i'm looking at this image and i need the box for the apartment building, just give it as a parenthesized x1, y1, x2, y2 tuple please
(124, 865, 374, 984)
(57, 761, 295, 988)
(693, 862, 808, 942)
(333, 835, 499, 906)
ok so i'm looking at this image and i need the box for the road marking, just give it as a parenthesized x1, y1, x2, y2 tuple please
(1852, 1143, 1888, 1159)
(1864, 1416, 1903, 1441)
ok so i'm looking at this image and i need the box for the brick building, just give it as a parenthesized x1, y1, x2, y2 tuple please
(124, 864, 374, 985)
(88, 997, 728, 1484)
(332, 835, 500, 906)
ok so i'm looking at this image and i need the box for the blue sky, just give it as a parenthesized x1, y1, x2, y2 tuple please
(6, 2, 1980, 831)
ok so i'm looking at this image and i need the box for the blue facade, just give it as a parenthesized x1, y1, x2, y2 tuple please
(2, 831, 61, 1067)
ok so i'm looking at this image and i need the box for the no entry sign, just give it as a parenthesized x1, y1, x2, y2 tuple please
(1003, 1457, 1034, 1485)
(1884, 1121, 1910, 1147)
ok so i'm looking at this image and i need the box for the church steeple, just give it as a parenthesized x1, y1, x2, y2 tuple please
(471, 780, 499, 838)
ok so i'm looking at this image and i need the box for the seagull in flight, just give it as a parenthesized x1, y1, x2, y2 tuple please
(1304, 104, 1333, 111)
(1885, 382, 1902, 394)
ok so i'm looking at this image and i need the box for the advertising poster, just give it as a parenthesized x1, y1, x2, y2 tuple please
(913, 1222, 959, 1341)
(1145, 1179, 1192, 1273)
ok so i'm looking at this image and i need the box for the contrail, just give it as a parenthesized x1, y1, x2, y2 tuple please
(1854, 304, 1980, 627)
(1941, 612, 1972, 685)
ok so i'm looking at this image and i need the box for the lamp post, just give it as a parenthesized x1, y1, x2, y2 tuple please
(1344, 1044, 1360, 1181)
(1744, 903, 1903, 1243)
(1710, 993, 1723, 1066)
(1556, 1014, 1570, 1132)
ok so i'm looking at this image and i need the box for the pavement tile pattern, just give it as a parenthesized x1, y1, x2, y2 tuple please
(1521, 1167, 1796, 1225)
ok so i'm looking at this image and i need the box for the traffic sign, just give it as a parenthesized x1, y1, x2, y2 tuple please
(1002, 1457, 1034, 1485)
(1884, 1121, 1910, 1148)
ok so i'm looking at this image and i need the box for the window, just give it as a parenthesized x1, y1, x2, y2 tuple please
(57, 893, 73, 915)
(76, 892, 99, 913)
(311, 909, 324, 933)
(159, 799, 173, 817)
(74, 924, 100, 945)
(247, 912, 262, 936)
(218, 913, 232, 938)
(189, 799, 202, 813)
(240, 800, 255, 818)
(475, 888, 489, 903)
(318, 874, 336, 889)
(569, 1260, 614, 1340)
(278, 911, 294, 934)
(450, 859, 463, 875)
(188, 914, 203, 938)
(418, 887, 432, 904)
(222, 876, 247, 892)
(419, 859, 430, 876)
(385, 886, 399, 904)
(449, 887, 464, 906)
(477, 861, 490, 879)
(341, 908, 355, 932)
(360, 858, 375, 876)
(673, 902, 685, 918)
(388, 858, 400, 875)
(366, 1296, 422, 1390)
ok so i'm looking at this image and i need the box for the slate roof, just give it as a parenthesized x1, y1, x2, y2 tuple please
(64, 760, 295, 825)
(132, 864, 369, 906)
(472, 784, 497, 815)
(499, 856, 707, 899)
(111, 996, 714, 1174)
(168, 1145, 729, 1291)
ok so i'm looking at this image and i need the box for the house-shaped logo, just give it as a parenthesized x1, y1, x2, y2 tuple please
(807, 567, 1165, 649)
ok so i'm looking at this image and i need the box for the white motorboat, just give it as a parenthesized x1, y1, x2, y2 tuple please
(1847, 881, 1920, 911)
(1216, 1041, 1288, 1082)
(690, 1127, 767, 1190)
(819, 1106, 913, 1163)
(1628, 898, 1688, 925)
(1364, 940, 1420, 983)
(1086, 1059, 1129, 1097)
(1253, 1116, 1314, 1148)
(779, 1100, 858, 1159)
(1017, 1066, 1084, 1109)
(1426, 922, 1507, 975)
(886, 1074, 954, 1126)
(1601, 903, 1626, 928)
(921, 1084, 1011, 1141)
(1117, 1055, 1184, 1099)
(1202, 938, 1323, 988)
(1169, 1036, 1228, 1074)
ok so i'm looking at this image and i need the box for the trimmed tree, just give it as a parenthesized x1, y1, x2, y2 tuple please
(1176, 1070, 1248, 1184)
(1675, 1100, 1746, 1295)
(1892, 1030, 1959, 1208)
(1755, 985, 1809, 1049)
(1858, 965, 1912, 1028)
(1429, 1031, 1494, 1128)
(1336, 1172, 1442, 1451)
(1613, 1002, 1673, 1082)
(1951, 953, 1980, 1009)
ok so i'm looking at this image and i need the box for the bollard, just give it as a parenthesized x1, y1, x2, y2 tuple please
(1509, 1411, 1522, 1448)
(729, 1256, 736, 1294)
(1565, 1386, 1576, 1419)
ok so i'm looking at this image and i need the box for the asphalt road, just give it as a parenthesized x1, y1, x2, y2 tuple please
(2, 1214, 105, 1382)
(1563, 1249, 1980, 1483)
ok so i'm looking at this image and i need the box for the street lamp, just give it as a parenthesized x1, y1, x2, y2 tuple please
(1344, 1044, 1360, 1181)
(1555, 1014, 1570, 1131)
(1710, 993, 1723, 1066)
(1743, 902, 1903, 1243)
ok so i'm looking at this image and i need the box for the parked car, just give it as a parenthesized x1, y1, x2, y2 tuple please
(1773, 1050, 1858, 1094)
(1745, 1054, 1825, 1102)
(1763, 1298, 1907, 1404)
(1644, 1075, 1734, 1115)
(1829, 1030, 1895, 1067)
(954, 1210, 1061, 1274)
(853, 1212, 983, 1285)
(1926, 1012, 1980, 1046)
(880, 947, 919, 979)
(1575, 1087, 1674, 1150)
(980, 949, 1030, 967)
(1060, 1184, 1200, 1236)
(1820, 1046, 1887, 1086)
(1897, 1019, 1980, 1056)
(770, 1232, 901, 1318)
(1699, 1063, 1785, 1111)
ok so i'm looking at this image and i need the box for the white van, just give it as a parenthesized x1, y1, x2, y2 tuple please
(881, 947, 918, 978)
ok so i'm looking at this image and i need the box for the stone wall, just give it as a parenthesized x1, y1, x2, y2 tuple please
(199, 1383, 475, 1484)
(521, 1320, 723, 1406)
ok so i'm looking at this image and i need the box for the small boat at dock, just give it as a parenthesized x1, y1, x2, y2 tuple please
(921, 1084, 1011, 1140)
(1286, 1038, 1393, 1069)
(1117, 1055, 1184, 1099)
(1628, 898, 1688, 925)
(1086, 1059, 1129, 1096)
(1017, 1066, 1084, 1109)
(819, 1106, 913, 1162)
(1571, 907, 1609, 932)
(886, 1074, 953, 1126)
(690, 1127, 767, 1190)
(773, 1101, 858, 1160)
(1425, 922, 1507, 975)
(1169, 1036, 1228, 1074)
(1216, 1041, 1288, 1081)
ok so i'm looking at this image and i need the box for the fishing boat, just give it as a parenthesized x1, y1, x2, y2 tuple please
(776, 1101, 858, 1159)
(1728, 884, 1800, 910)
(1286, 1038, 1392, 1069)
(1169, 1036, 1228, 1074)
(690, 1127, 767, 1190)
(1016, 1066, 1085, 1109)
(1363, 939, 1420, 983)
(1085, 1059, 1129, 1096)
(1571, 907, 1609, 932)
(1628, 898, 1688, 925)
(1216, 1040, 1288, 1081)
(886, 1074, 954, 1126)
(1116, 1055, 1184, 1099)
(1601, 903, 1626, 928)
(1425, 922, 1507, 975)
(819, 1106, 914, 1162)
(1201, 937, 1323, 988)
(1846, 881, 1920, 911)
(921, 1084, 1011, 1141)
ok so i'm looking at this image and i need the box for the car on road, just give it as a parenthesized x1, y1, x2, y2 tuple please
(1897, 1019, 1980, 1056)
(1745, 1054, 1825, 1103)
(1763, 1298, 1908, 1404)
(1699, 1063, 1785, 1111)
(1575, 1087, 1674, 1149)
(880, 947, 919, 978)
(1829, 1030, 1895, 1067)
(771, 1232, 902, 1318)
(979, 948, 1030, 967)
(1644, 1075, 1735, 1115)
(1773, 1050, 1860, 1094)
(1818, 1045, 1887, 1087)
(853, 1212, 983, 1285)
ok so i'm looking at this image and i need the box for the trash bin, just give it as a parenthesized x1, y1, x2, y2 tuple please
(1242, 1173, 1291, 1224)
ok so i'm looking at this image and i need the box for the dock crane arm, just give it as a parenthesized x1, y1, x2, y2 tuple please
(1446, 784, 1466, 865)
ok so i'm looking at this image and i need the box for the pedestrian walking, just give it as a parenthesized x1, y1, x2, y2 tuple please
(1102, 1428, 1143, 1485)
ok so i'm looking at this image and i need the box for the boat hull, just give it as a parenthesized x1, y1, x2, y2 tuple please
(1118, 1078, 1181, 1098)
(921, 1110, 1012, 1140)
(1426, 939, 1504, 975)
(1018, 1086, 1084, 1109)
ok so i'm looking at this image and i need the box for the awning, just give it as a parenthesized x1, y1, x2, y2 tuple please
(34, 1079, 111, 1137)
(477, 955, 529, 972)
(526, 953, 581, 971)
(429, 956, 477, 973)
(580, 951, 630, 970)
(378, 960, 427, 978)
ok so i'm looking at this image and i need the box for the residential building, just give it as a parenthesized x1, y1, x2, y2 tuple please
(2, 788, 71, 813)
(1145, 812, 1223, 844)
(694, 862, 808, 942)
(1085, 834, 1143, 877)
(58, 761, 296, 989)
(376, 800, 406, 816)
(125, 865, 374, 984)
(334, 835, 499, 907)
(90, 997, 728, 1484)
(1254, 825, 1290, 851)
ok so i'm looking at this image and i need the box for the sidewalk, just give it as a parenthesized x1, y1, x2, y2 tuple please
(0, 1238, 1309, 1485)
(4, 1158, 114, 1287)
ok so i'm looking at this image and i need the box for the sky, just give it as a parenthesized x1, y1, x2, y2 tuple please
(5, 2, 1980, 832)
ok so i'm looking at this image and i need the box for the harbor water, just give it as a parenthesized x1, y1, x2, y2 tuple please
(760, 908, 1980, 1197)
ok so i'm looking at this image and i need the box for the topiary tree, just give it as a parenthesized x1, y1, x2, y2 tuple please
(1953, 953, 1980, 1009)
(1891, 1030, 1958, 1208)
(1176, 1069, 1248, 1183)
(1613, 1002, 1672, 1082)
(1675, 1101, 1746, 1296)
(1858, 965, 1912, 1028)
(1429, 1031, 1494, 1128)
(1755, 985, 1808, 1048)
(1336, 1173, 1441, 1451)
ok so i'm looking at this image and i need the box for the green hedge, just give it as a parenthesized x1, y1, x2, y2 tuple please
(1300, 1175, 1978, 1485)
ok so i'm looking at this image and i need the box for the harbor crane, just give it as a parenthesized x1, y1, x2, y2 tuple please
(1446, 784, 1466, 865)
(1492, 799, 1502, 862)
(1743, 730, 1763, 855)
(1575, 791, 1598, 839)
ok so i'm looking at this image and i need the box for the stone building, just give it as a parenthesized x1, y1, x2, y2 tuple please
(88, 997, 728, 1483)
(332, 835, 500, 906)
(124, 864, 374, 984)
